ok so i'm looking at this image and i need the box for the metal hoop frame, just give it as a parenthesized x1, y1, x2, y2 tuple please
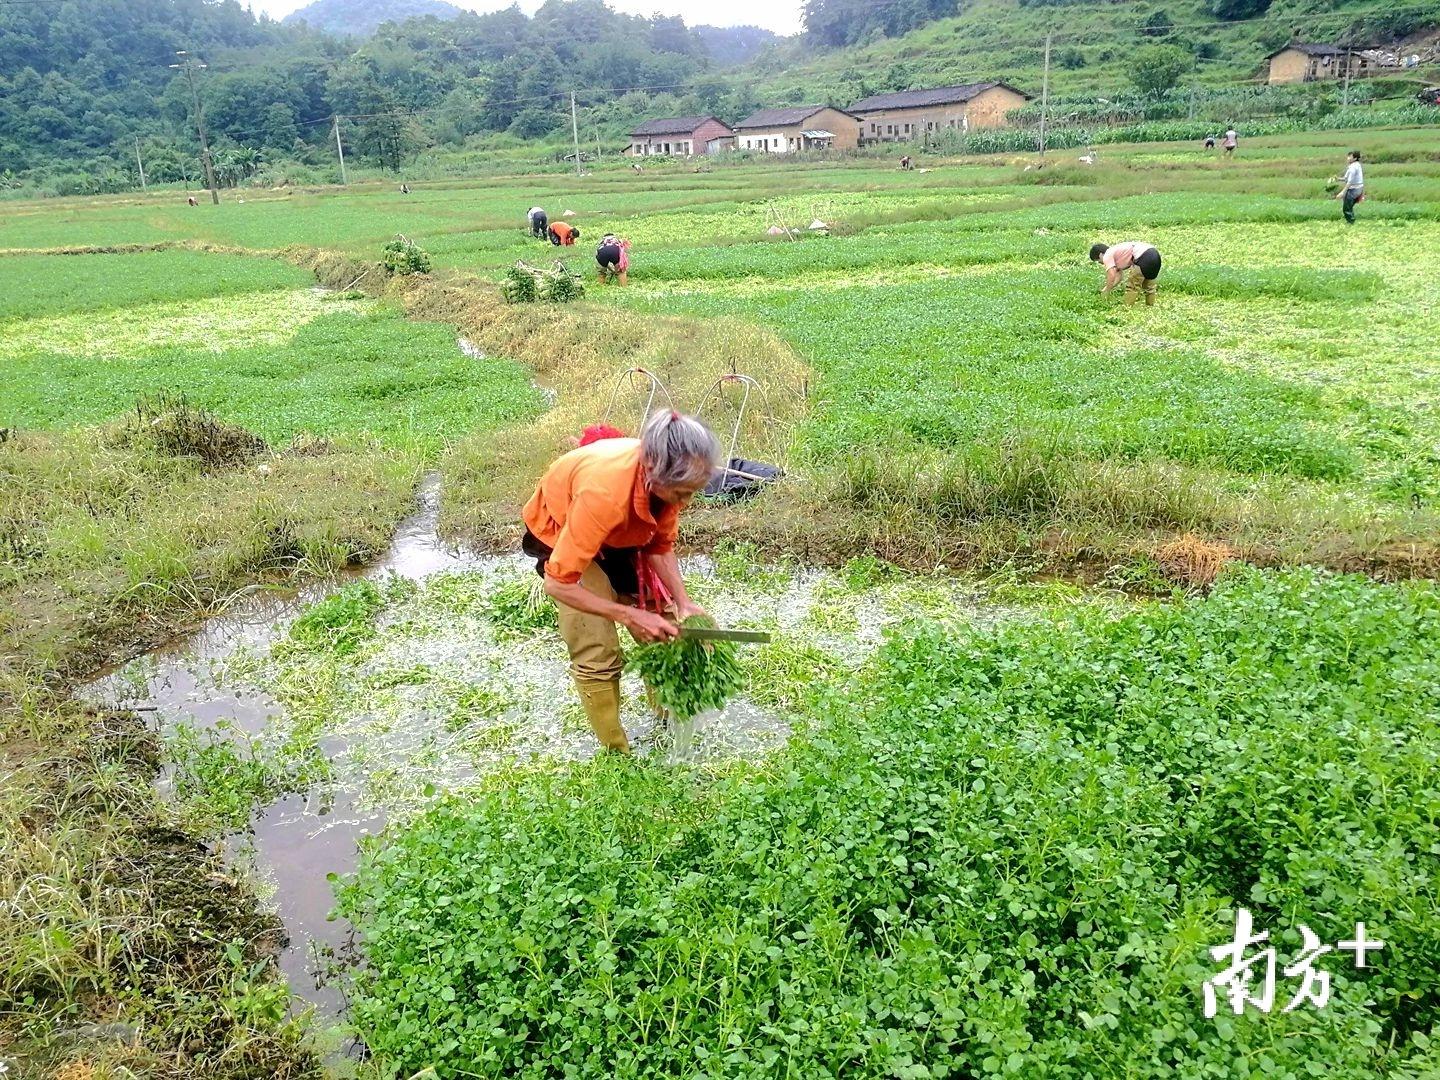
(601, 366, 673, 432)
(694, 373, 769, 485)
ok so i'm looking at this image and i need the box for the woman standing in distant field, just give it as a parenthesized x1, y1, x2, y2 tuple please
(1335, 150, 1365, 224)
(596, 233, 630, 285)
(1091, 241, 1162, 306)
(1222, 127, 1238, 157)
(521, 411, 719, 753)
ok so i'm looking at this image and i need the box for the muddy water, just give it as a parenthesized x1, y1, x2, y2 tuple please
(83, 472, 482, 1019)
(83, 470, 1016, 1026)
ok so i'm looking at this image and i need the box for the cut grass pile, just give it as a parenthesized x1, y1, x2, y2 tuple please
(336, 567, 1440, 1077)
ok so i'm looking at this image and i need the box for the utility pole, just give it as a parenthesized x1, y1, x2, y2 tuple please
(333, 115, 349, 185)
(1342, 48, 1353, 110)
(1188, 85, 1197, 121)
(595, 124, 602, 164)
(134, 135, 147, 191)
(570, 91, 582, 176)
(1038, 33, 1052, 159)
(170, 51, 219, 205)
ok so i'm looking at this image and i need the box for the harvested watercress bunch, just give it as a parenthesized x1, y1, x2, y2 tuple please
(626, 615, 744, 721)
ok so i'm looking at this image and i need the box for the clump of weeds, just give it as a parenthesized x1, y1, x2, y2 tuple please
(121, 391, 267, 468)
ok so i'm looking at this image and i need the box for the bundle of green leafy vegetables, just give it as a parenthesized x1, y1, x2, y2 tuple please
(625, 615, 744, 720)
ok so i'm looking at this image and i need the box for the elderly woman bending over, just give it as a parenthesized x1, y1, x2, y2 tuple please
(521, 411, 720, 752)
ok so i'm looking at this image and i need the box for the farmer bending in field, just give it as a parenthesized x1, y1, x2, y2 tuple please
(1091, 241, 1162, 306)
(596, 233, 630, 286)
(521, 411, 719, 753)
(548, 220, 579, 246)
(528, 206, 548, 238)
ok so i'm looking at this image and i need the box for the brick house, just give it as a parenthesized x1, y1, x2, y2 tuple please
(628, 116, 735, 156)
(733, 105, 861, 153)
(1266, 43, 1371, 84)
(849, 82, 1030, 143)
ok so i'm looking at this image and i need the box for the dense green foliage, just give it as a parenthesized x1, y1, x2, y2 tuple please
(626, 615, 745, 720)
(1128, 44, 1195, 98)
(0, 0, 736, 189)
(338, 568, 1440, 1076)
(287, 579, 386, 655)
(382, 235, 433, 275)
(477, 574, 559, 640)
(802, 0, 959, 48)
(283, 0, 465, 38)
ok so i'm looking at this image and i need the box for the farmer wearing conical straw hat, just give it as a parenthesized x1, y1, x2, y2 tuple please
(521, 411, 719, 753)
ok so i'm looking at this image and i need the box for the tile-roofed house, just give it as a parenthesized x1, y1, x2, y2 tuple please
(628, 116, 735, 156)
(733, 104, 861, 153)
(847, 82, 1029, 142)
(1266, 43, 1371, 84)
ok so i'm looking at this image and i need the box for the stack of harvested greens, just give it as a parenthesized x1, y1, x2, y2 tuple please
(625, 615, 744, 721)
(500, 261, 585, 304)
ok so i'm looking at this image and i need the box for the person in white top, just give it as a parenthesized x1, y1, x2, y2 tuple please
(528, 205, 548, 238)
(1090, 241, 1162, 306)
(1336, 150, 1365, 225)
(1222, 128, 1238, 157)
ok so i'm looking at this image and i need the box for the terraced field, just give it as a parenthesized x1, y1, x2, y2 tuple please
(2, 130, 1439, 1079)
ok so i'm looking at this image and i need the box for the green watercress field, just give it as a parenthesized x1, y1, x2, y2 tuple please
(337, 567, 1440, 1077)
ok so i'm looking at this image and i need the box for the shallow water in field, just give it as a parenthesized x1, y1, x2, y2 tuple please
(83, 473, 1016, 1024)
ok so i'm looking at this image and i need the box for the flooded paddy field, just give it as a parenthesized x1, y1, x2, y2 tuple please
(80, 477, 1026, 1024)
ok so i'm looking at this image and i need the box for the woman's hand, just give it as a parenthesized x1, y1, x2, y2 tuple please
(675, 600, 708, 623)
(625, 609, 680, 643)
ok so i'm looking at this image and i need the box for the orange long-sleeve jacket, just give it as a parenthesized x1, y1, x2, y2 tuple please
(521, 438, 678, 584)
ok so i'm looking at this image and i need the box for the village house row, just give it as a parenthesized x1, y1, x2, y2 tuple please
(628, 39, 1434, 157)
(628, 82, 1029, 157)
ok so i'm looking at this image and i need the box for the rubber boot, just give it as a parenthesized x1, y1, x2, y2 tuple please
(1124, 272, 1141, 306)
(1144, 278, 1158, 306)
(574, 677, 629, 753)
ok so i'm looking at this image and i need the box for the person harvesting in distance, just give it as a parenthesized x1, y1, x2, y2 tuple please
(1203, 134, 1216, 150)
(596, 233, 630, 286)
(548, 219, 579, 246)
(1091, 241, 1162, 306)
(521, 411, 719, 754)
(1335, 150, 1365, 224)
(528, 205, 547, 238)
(1222, 126, 1238, 157)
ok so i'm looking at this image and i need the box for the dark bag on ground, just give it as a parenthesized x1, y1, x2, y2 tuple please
(702, 457, 782, 502)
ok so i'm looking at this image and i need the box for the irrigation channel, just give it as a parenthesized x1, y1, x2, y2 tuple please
(80, 471, 1022, 1024)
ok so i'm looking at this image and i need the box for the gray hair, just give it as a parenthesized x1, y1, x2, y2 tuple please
(640, 410, 720, 489)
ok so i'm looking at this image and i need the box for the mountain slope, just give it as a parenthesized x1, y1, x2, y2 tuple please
(746, 0, 1440, 105)
(283, 0, 465, 37)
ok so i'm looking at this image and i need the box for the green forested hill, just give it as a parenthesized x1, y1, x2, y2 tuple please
(283, 0, 466, 38)
(759, 0, 1440, 104)
(1, 0, 1436, 195)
